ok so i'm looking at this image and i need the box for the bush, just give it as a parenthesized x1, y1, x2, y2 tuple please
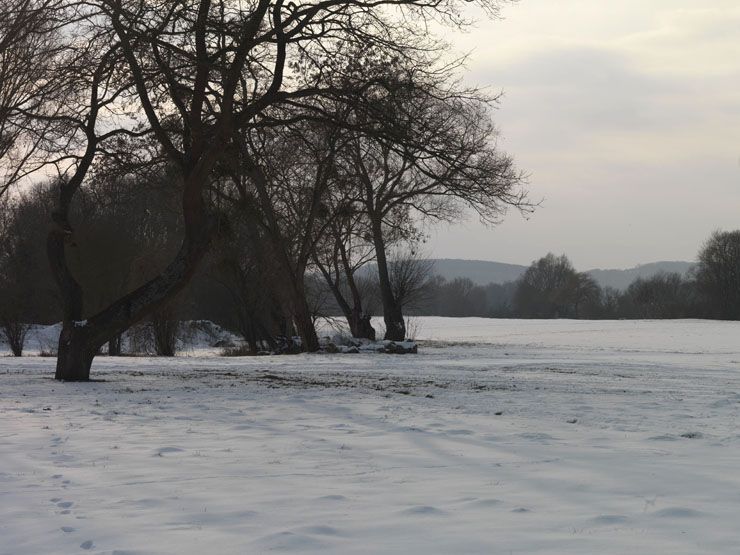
(1, 319, 29, 356)
(221, 344, 255, 357)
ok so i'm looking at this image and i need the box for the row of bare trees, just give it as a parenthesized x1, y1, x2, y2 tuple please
(411, 237, 740, 320)
(0, 0, 528, 379)
(512, 236, 740, 320)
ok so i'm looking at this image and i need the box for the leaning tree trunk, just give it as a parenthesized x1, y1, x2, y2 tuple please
(342, 253, 375, 340)
(290, 283, 320, 352)
(49, 162, 215, 380)
(328, 286, 375, 340)
(315, 260, 375, 340)
(52, 229, 212, 379)
(370, 219, 406, 341)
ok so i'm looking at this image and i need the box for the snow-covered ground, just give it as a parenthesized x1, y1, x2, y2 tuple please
(2, 318, 740, 554)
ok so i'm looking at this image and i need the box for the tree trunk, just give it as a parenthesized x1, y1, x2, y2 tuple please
(349, 308, 375, 341)
(315, 259, 375, 340)
(370, 218, 406, 341)
(55, 324, 95, 381)
(48, 221, 94, 380)
(49, 168, 215, 380)
(339, 243, 375, 340)
(245, 324, 258, 355)
(290, 284, 320, 352)
(108, 333, 122, 356)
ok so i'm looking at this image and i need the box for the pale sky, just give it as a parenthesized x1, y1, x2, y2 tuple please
(430, 0, 740, 270)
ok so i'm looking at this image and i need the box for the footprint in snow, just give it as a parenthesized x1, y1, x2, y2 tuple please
(80, 540, 94, 550)
(316, 494, 347, 502)
(254, 531, 327, 550)
(517, 432, 556, 442)
(400, 505, 447, 516)
(652, 507, 705, 518)
(296, 525, 341, 536)
(57, 501, 74, 509)
(648, 434, 678, 441)
(466, 498, 503, 508)
(154, 447, 185, 457)
(61, 526, 75, 533)
(589, 514, 629, 526)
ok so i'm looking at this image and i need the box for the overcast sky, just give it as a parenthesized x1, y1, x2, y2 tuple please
(429, 0, 740, 270)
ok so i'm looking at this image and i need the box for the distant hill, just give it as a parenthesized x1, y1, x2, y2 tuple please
(428, 258, 695, 291)
(585, 261, 695, 291)
(429, 259, 527, 285)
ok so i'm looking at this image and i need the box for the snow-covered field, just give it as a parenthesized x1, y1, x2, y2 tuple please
(2, 318, 740, 554)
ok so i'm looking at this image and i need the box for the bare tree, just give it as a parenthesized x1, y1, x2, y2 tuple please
(0, 208, 30, 354)
(695, 230, 740, 320)
(150, 303, 181, 357)
(336, 76, 528, 339)
(0, 193, 47, 355)
(625, 272, 690, 319)
(9, 0, 511, 380)
(570, 272, 600, 318)
(207, 207, 284, 353)
(0, 0, 66, 197)
(388, 248, 434, 312)
(514, 254, 604, 319)
(312, 195, 378, 339)
(423, 276, 491, 317)
(515, 254, 578, 318)
(226, 121, 341, 352)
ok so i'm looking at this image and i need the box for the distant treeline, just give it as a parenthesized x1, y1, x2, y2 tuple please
(409, 243, 740, 320)
(1, 179, 738, 360)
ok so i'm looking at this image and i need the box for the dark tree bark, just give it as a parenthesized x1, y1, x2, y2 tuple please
(107, 334, 121, 356)
(371, 217, 406, 341)
(349, 310, 376, 341)
(151, 305, 180, 357)
(289, 282, 320, 351)
(55, 324, 95, 381)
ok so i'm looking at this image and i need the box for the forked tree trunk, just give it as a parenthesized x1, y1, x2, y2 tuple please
(330, 290, 375, 340)
(49, 166, 214, 380)
(315, 260, 375, 340)
(51, 236, 211, 379)
(349, 308, 375, 341)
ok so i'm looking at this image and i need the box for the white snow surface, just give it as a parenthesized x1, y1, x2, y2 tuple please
(2, 317, 740, 554)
